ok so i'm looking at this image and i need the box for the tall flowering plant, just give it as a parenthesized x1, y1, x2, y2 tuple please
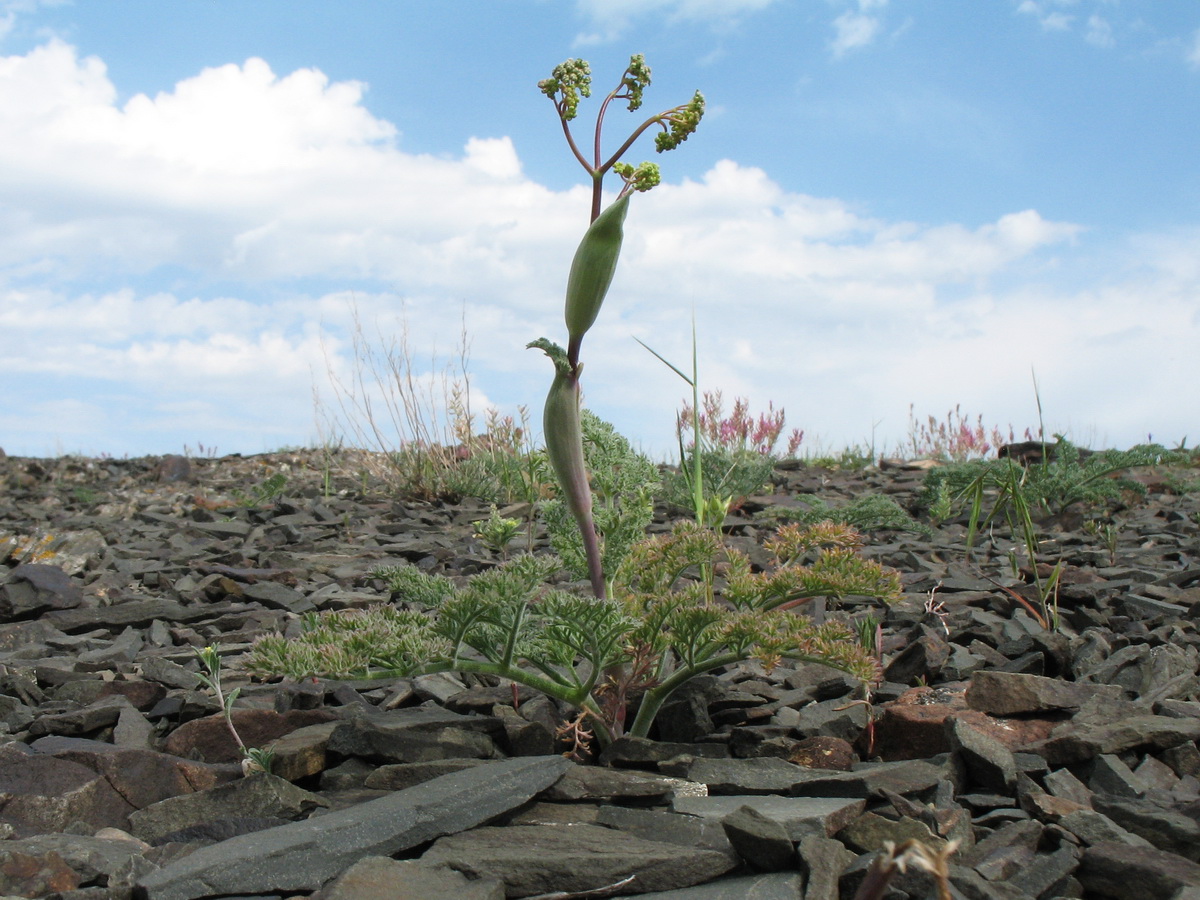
(530, 55, 704, 599)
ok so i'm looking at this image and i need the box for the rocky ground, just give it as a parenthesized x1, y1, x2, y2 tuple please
(1, 446, 1199, 900)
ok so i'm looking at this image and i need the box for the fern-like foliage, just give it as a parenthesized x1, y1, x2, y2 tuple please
(766, 494, 929, 534)
(920, 437, 1183, 515)
(246, 521, 898, 746)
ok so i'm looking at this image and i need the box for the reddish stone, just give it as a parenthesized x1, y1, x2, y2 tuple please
(164, 708, 338, 763)
(0, 850, 78, 896)
(789, 736, 855, 771)
(872, 684, 1060, 761)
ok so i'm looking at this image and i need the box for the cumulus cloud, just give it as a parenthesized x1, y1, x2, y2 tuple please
(1085, 14, 1114, 48)
(0, 39, 1194, 459)
(1016, 1, 1075, 32)
(828, 0, 890, 58)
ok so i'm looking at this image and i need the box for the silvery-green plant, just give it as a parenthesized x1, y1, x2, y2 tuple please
(195, 645, 274, 775)
(247, 520, 896, 747)
(474, 504, 523, 558)
(530, 55, 704, 599)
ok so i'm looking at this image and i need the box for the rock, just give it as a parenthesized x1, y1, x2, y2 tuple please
(1091, 795, 1200, 861)
(0, 563, 84, 618)
(163, 708, 338, 763)
(685, 757, 810, 795)
(671, 795, 865, 840)
(0, 741, 136, 837)
(0, 833, 155, 895)
(947, 716, 1017, 793)
(316, 856, 505, 900)
(542, 762, 703, 803)
(595, 806, 737, 859)
(1034, 715, 1200, 765)
(1078, 841, 1200, 898)
(612, 872, 805, 899)
(721, 805, 795, 871)
(324, 705, 501, 764)
(966, 670, 1123, 715)
(29, 737, 233, 810)
(421, 822, 737, 896)
(788, 735, 855, 770)
(788, 758, 949, 799)
(797, 834, 855, 900)
(135, 756, 570, 900)
(127, 772, 327, 844)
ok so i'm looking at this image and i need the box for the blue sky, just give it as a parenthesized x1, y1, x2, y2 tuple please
(1, 0, 1197, 459)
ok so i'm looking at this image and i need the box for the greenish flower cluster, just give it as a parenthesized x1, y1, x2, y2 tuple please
(538, 57, 591, 120)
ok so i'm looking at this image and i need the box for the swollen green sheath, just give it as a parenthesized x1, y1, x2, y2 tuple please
(564, 192, 631, 343)
(529, 338, 606, 598)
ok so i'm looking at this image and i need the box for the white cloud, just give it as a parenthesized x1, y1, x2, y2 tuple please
(0, 39, 1194, 459)
(1085, 14, 1114, 48)
(830, 12, 882, 58)
(1016, 1, 1076, 32)
(1188, 28, 1200, 68)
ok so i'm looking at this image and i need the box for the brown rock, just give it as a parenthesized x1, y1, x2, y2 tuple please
(164, 708, 338, 763)
(789, 736, 855, 771)
(0, 743, 136, 837)
(967, 671, 1122, 716)
(0, 849, 79, 897)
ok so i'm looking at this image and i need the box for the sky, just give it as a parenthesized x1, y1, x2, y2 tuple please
(1, 0, 1197, 461)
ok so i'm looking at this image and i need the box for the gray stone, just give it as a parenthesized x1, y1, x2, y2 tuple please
(128, 772, 327, 844)
(325, 705, 500, 763)
(543, 763, 703, 802)
(135, 756, 570, 900)
(595, 806, 736, 858)
(948, 716, 1017, 793)
(686, 756, 812, 795)
(26, 695, 138, 738)
(363, 758, 486, 791)
(671, 795, 864, 840)
(967, 670, 1122, 715)
(837, 811, 947, 854)
(788, 758, 949, 799)
(797, 834, 855, 900)
(1092, 795, 1200, 861)
(1034, 715, 1200, 765)
(612, 872, 805, 899)
(1008, 843, 1080, 897)
(420, 822, 737, 897)
(1090, 753, 1147, 799)
(1078, 841, 1200, 899)
(318, 856, 505, 900)
(721, 805, 795, 871)
(1045, 766, 1094, 807)
(1059, 809, 1155, 848)
(0, 563, 84, 618)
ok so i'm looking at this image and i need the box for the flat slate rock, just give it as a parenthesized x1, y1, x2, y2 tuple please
(136, 755, 570, 900)
(420, 822, 738, 897)
(671, 795, 865, 840)
(613, 872, 806, 899)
